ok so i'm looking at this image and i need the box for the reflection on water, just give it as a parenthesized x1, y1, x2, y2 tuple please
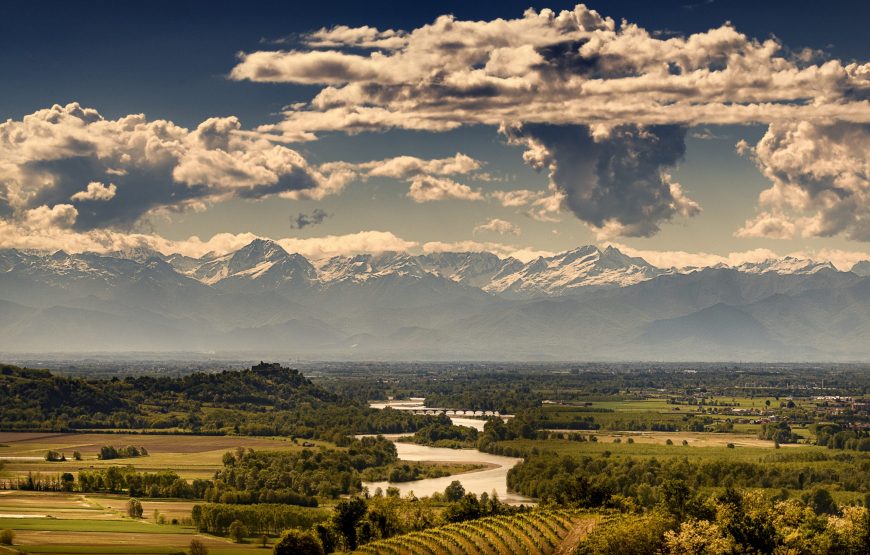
(362, 440, 535, 504)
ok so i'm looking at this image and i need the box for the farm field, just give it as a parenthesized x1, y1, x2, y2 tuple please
(496, 435, 812, 460)
(0, 492, 268, 554)
(544, 430, 800, 449)
(0, 432, 330, 481)
(352, 509, 598, 555)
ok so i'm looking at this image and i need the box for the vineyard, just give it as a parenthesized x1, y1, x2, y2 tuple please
(352, 510, 597, 555)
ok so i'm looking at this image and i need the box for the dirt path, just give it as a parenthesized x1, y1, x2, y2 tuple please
(553, 518, 597, 555)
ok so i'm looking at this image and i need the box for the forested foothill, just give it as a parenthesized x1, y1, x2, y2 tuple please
(0, 362, 440, 440)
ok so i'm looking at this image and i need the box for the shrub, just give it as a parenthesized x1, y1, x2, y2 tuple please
(228, 520, 248, 543)
(0, 529, 13, 545)
(577, 511, 675, 554)
(189, 538, 208, 555)
(273, 529, 324, 555)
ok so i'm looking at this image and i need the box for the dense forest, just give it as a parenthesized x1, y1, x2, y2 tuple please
(0, 363, 438, 439)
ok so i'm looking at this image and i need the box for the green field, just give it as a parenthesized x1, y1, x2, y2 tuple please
(0, 492, 273, 554)
(0, 432, 330, 481)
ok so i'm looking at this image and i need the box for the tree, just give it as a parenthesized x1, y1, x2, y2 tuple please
(664, 519, 732, 555)
(273, 529, 324, 555)
(228, 520, 248, 543)
(331, 497, 367, 550)
(444, 480, 466, 502)
(126, 498, 143, 519)
(0, 529, 13, 545)
(189, 538, 208, 555)
(807, 487, 838, 515)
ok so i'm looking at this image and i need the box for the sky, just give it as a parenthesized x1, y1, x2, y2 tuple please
(1, 0, 870, 268)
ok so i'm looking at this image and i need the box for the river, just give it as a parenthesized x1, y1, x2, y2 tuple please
(364, 400, 535, 504)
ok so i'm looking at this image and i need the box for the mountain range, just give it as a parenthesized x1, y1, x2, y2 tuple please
(1, 239, 869, 361)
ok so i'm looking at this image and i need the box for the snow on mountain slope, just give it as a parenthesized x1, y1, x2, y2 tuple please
(485, 245, 667, 297)
(417, 252, 523, 288)
(317, 252, 430, 285)
(735, 257, 836, 275)
(3, 242, 856, 301)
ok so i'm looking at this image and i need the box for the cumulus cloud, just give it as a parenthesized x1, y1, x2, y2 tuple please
(407, 176, 483, 202)
(503, 123, 700, 236)
(23, 204, 78, 229)
(290, 208, 330, 229)
(306, 25, 409, 50)
(490, 189, 545, 207)
(609, 242, 870, 271)
(70, 181, 117, 202)
(319, 152, 488, 202)
(421, 240, 552, 262)
(0, 104, 345, 231)
(233, 4, 870, 141)
(737, 122, 870, 241)
(224, 4, 870, 238)
(0, 218, 418, 261)
(474, 218, 521, 235)
(319, 153, 482, 180)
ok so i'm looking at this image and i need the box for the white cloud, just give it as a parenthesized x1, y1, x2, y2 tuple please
(23, 204, 78, 229)
(737, 121, 870, 241)
(490, 189, 544, 207)
(306, 25, 409, 50)
(0, 104, 343, 230)
(474, 218, 521, 236)
(320, 153, 482, 181)
(407, 176, 484, 202)
(607, 242, 870, 271)
(735, 212, 798, 240)
(233, 5, 870, 140)
(421, 240, 551, 262)
(70, 181, 117, 202)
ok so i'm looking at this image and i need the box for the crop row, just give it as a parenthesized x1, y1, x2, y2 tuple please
(353, 509, 581, 555)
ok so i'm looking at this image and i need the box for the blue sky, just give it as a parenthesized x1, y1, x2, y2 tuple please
(2, 1, 869, 267)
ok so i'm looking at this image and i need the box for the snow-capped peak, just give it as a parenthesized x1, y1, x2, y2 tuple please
(735, 257, 836, 275)
(485, 245, 664, 297)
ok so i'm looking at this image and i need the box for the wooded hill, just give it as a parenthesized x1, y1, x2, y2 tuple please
(0, 362, 432, 439)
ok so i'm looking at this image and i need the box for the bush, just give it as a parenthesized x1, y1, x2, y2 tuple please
(273, 529, 324, 555)
(189, 538, 208, 555)
(0, 529, 13, 545)
(576, 511, 675, 554)
(228, 520, 248, 543)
